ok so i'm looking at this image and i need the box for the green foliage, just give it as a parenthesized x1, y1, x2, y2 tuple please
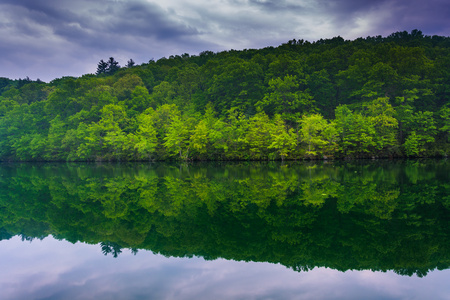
(164, 115, 194, 159)
(259, 75, 315, 121)
(402, 111, 437, 156)
(0, 30, 449, 161)
(335, 105, 376, 157)
(205, 58, 264, 114)
(366, 97, 399, 155)
(128, 112, 158, 160)
(126, 86, 153, 115)
(246, 111, 273, 159)
(113, 74, 145, 101)
(299, 114, 332, 158)
(151, 81, 176, 106)
(269, 115, 297, 160)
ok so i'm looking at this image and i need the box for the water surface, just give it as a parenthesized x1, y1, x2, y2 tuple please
(0, 160, 449, 299)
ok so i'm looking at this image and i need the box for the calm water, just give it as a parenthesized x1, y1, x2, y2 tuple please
(0, 160, 449, 300)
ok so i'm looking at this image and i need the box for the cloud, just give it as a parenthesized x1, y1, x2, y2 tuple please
(247, 0, 309, 12)
(314, 0, 450, 39)
(0, 0, 209, 81)
(376, 0, 450, 36)
(0, 0, 448, 81)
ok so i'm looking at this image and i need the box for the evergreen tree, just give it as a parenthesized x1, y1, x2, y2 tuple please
(106, 57, 120, 74)
(126, 59, 136, 68)
(96, 59, 108, 75)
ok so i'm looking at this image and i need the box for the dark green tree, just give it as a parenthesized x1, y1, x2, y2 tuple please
(96, 59, 108, 75)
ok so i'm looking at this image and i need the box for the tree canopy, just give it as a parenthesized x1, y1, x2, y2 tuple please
(0, 30, 449, 161)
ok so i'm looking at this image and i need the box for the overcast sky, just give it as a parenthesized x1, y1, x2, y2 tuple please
(1, 0, 449, 82)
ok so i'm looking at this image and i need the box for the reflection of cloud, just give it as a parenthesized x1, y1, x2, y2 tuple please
(1, 236, 450, 299)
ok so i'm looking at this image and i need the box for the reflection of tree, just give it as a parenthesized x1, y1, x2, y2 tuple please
(100, 241, 123, 258)
(0, 228, 13, 241)
(0, 161, 449, 275)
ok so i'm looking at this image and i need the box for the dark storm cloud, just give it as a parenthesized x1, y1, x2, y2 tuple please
(0, 0, 448, 81)
(316, 0, 450, 37)
(2, 0, 198, 50)
(106, 2, 198, 40)
(0, 0, 208, 81)
(377, 0, 450, 35)
(247, 0, 307, 12)
(318, 0, 389, 13)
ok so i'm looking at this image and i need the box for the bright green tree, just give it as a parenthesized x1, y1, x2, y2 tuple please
(164, 115, 193, 160)
(366, 97, 399, 155)
(268, 114, 297, 160)
(299, 114, 330, 158)
(403, 111, 437, 156)
(128, 112, 158, 160)
(335, 105, 376, 157)
(246, 111, 273, 159)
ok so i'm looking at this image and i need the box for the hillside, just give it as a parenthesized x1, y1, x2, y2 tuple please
(0, 30, 449, 161)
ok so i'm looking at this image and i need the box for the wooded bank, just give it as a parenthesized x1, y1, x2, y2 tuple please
(0, 30, 449, 161)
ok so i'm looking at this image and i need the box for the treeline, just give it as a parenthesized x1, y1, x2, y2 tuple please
(1, 161, 449, 276)
(0, 29, 449, 161)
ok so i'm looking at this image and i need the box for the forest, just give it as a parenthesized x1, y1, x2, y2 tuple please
(0, 29, 449, 161)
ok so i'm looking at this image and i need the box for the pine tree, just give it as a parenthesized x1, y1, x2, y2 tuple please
(126, 59, 135, 68)
(106, 57, 120, 74)
(96, 59, 108, 75)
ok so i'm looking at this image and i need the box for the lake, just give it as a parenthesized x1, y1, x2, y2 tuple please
(0, 160, 449, 299)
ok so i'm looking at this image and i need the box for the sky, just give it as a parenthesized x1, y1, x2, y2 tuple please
(0, 0, 449, 82)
